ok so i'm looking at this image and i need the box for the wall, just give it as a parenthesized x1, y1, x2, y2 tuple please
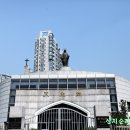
(10, 89, 111, 120)
(0, 78, 11, 128)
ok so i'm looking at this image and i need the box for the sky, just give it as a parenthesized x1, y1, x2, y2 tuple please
(0, 0, 130, 79)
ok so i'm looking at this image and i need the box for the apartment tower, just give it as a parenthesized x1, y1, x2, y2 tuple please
(34, 31, 62, 71)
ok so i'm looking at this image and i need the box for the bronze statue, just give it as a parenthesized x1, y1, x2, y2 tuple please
(60, 49, 69, 66)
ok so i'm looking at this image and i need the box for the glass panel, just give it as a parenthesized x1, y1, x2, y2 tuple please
(21, 79, 29, 82)
(87, 79, 96, 89)
(68, 79, 77, 89)
(59, 79, 67, 89)
(10, 90, 16, 96)
(111, 103, 118, 112)
(109, 88, 116, 94)
(20, 85, 29, 89)
(30, 79, 38, 89)
(59, 79, 67, 84)
(39, 84, 48, 89)
(40, 79, 48, 83)
(49, 79, 57, 89)
(30, 79, 39, 82)
(106, 78, 115, 88)
(110, 95, 117, 102)
(96, 78, 106, 88)
(16, 85, 19, 89)
(78, 78, 86, 89)
(10, 96, 15, 104)
(20, 79, 29, 87)
(127, 102, 130, 112)
(30, 85, 37, 89)
(39, 79, 48, 89)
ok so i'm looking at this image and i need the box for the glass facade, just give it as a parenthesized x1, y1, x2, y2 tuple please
(11, 78, 115, 90)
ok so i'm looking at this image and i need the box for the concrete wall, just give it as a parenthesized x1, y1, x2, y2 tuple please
(10, 89, 111, 120)
(115, 76, 130, 118)
(0, 78, 11, 128)
(115, 76, 130, 108)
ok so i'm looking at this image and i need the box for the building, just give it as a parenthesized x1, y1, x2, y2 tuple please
(0, 31, 130, 130)
(34, 31, 62, 72)
(0, 69, 130, 130)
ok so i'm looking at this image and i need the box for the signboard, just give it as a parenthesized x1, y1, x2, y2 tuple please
(96, 116, 110, 128)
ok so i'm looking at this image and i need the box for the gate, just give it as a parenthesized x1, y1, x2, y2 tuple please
(111, 126, 130, 130)
(38, 108, 95, 130)
(25, 103, 95, 130)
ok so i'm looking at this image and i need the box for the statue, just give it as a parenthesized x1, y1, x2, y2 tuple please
(60, 49, 69, 66)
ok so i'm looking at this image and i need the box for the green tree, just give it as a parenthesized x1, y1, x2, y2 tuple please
(111, 99, 128, 126)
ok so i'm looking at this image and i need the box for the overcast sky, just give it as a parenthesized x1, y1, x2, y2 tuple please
(0, 0, 130, 79)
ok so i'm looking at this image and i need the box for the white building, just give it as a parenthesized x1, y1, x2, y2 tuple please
(0, 68, 130, 130)
(34, 31, 62, 72)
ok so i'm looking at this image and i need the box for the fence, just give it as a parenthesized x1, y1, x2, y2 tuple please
(111, 126, 130, 130)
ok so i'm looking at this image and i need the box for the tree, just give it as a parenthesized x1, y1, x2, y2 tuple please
(110, 99, 128, 126)
(119, 99, 127, 118)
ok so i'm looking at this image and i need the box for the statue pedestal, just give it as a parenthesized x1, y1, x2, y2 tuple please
(61, 67, 71, 71)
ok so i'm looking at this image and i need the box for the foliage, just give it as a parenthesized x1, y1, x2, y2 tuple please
(111, 99, 128, 126)
(119, 99, 127, 118)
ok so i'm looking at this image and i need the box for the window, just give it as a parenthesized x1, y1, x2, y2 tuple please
(20, 85, 29, 89)
(20, 79, 29, 89)
(30, 85, 36, 89)
(78, 78, 86, 89)
(16, 85, 19, 89)
(109, 88, 116, 94)
(111, 103, 118, 112)
(49, 79, 57, 89)
(10, 90, 16, 96)
(39, 79, 48, 89)
(110, 95, 117, 102)
(68, 79, 77, 89)
(30, 79, 38, 89)
(59, 79, 67, 89)
(127, 102, 130, 112)
(96, 78, 106, 88)
(106, 78, 115, 88)
(87, 79, 96, 89)
(10, 96, 15, 104)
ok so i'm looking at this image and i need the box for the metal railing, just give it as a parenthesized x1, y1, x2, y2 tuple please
(111, 126, 130, 130)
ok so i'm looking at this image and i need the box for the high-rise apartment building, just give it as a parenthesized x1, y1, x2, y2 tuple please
(34, 31, 62, 72)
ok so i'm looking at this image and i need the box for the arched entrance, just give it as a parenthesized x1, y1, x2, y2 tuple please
(35, 101, 94, 130)
(25, 101, 95, 130)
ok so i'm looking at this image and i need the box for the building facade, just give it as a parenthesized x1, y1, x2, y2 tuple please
(34, 31, 62, 72)
(0, 69, 130, 130)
